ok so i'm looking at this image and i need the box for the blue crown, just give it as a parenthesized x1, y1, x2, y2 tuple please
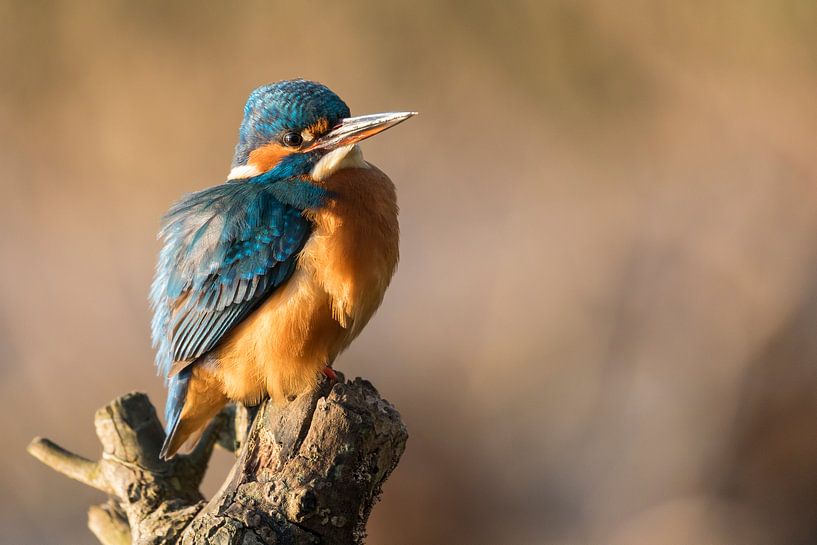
(232, 79, 351, 167)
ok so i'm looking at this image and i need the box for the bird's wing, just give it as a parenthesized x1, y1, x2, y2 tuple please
(150, 182, 311, 379)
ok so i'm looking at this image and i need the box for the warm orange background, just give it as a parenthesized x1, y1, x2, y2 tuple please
(3, 2, 817, 544)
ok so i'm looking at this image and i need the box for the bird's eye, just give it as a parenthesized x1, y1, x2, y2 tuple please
(282, 132, 303, 147)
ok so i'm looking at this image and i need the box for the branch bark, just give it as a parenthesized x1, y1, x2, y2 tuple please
(28, 375, 408, 545)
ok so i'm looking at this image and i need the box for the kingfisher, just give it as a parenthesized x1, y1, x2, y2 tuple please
(150, 79, 415, 459)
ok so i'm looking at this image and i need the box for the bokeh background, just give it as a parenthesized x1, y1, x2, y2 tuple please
(3, 1, 817, 543)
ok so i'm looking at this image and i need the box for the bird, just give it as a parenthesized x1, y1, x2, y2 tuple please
(150, 79, 415, 459)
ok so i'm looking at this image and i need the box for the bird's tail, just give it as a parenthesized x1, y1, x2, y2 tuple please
(160, 366, 191, 460)
(160, 364, 229, 460)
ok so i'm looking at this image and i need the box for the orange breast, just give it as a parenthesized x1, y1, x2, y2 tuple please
(302, 164, 400, 334)
(214, 163, 400, 404)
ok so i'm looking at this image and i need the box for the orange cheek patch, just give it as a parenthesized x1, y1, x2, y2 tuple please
(248, 143, 292, 172)
(306, 117, 329, 136)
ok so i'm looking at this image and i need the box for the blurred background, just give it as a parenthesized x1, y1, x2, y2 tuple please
(3, 1, 817, 543)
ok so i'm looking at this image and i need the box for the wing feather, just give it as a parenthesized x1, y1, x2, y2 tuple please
(150, 182, 312, 379)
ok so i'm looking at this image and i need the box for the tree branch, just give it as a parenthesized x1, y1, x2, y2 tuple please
(27, 437, 111, 493)
(29, 374, 407, 545)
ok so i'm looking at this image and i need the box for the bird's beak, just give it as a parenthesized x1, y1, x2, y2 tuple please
(309, 111, 418, 151)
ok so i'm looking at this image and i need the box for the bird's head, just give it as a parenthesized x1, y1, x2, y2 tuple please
(228, 79, 415, 183)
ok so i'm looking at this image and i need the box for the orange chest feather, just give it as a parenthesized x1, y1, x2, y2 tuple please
(300, 164, 400, 330)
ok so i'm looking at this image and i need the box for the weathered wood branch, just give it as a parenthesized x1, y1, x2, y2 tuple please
(28, 376, 407, 545)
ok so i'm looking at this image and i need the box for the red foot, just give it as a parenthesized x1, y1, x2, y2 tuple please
(322, 366, 338, 382)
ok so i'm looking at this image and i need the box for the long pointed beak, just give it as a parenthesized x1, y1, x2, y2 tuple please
(309, 111, 418, 151)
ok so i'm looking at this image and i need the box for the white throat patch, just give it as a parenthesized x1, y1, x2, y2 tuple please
(310, 144, 368, 181)
(227, 164, 262, 180)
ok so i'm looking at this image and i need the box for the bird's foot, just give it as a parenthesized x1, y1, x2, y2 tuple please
(322, 366, 338, 382)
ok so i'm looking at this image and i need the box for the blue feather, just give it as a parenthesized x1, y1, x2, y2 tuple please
(160, 366, 191, 459)
(150, 181, 326, 380)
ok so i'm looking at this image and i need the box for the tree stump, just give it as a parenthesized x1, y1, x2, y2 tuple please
(28, 375, 408, 545)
